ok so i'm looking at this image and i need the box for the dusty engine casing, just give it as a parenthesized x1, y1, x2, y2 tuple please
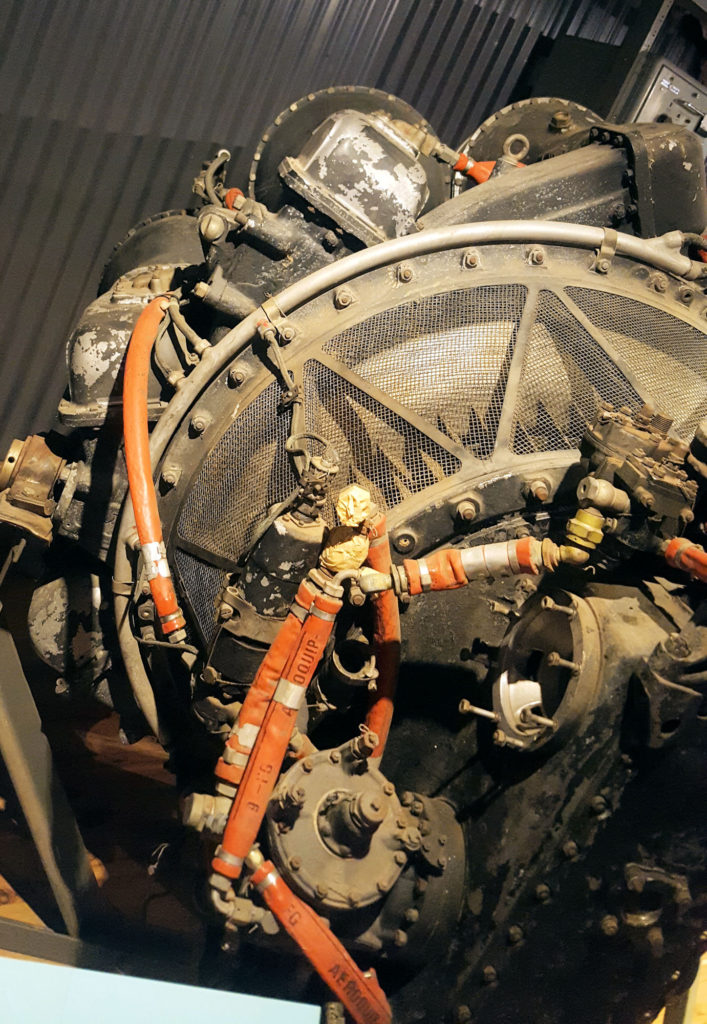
(4, 88, 707, 1023)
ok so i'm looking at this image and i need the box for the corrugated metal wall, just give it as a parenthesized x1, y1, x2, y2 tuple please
(0, 0, 643, 449)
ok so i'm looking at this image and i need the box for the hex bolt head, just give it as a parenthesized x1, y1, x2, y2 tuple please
(382, 781, 395, 796)
(405, 907, 420, 924)
(507, 924, 524, 945)
(535, 883, 551, 902)
(329, 749, 341, 764)
(529, 247, 545, 265)
(600, 914, 619, 936)
(591, 795, 608, 814)
(334, 288, 354, 309)
(228, 367, 246, 387)
(596, 258, 610, 274)
(322, 230, 339, 252)
(289, 856, 302, 872)
(462, 249, 479, 269)
(347, 889, 362, 907)
(482, 965, 497, 985)
(393, 532, 415, 554)
(280, 323, 296, 342)
(191, 413, 208, 435)
(393, 929, 408, 947)
(397, 264, 413, 283)
(651, 274, 668, 293)
(302, 757, 314, 773)
(563, 839, 579, 859)
(161, 465, 181, 488)
(456, 499, 478, 522)
(316, 883, 329, 899)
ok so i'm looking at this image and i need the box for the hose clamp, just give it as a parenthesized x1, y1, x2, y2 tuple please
(274, 679, 306, 710)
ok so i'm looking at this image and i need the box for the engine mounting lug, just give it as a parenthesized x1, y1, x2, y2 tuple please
(393, 929, 408, 947)
(333, 287, 355, 309)
(507, 924, 524, 945)
(462, 249, 479, 269)
(535, 883, 551, 902)
(397, 263, 413, 283)
(393, 531, 416, 554)
(456, 499, 478, 522)
(600, 914, 619, 936)
(482, 965, 498, 985)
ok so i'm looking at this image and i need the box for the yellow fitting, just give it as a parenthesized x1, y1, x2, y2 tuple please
(335, 484, 372, 527)
(565, 507, 605, 550)
(320, 525, 370, 572)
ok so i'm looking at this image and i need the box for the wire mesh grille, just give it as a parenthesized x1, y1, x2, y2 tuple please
(322, 285, 526, 459)
(174, 548, 226, 644)
(511, 290, 642, 454)
(566, 288, 707, 438)
(303, 360, 461, 514)
(177, 382, 297, 563)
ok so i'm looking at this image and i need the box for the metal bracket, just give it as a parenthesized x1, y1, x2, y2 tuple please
(596, 228, 618, 274)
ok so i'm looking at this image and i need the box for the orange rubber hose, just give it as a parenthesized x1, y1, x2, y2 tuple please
(365, 514, 401, 759)
(215, 579, 315, 788)
(123, 296, 185, 636)
(251, 858, 391, 1024)
(664, 537, 707, 583)
(213, 591, 341, 880)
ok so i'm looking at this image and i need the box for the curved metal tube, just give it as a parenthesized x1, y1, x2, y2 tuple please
(113, 220, 703, 737)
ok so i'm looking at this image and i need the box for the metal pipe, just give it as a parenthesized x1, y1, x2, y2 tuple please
(113, 219, 702, 736)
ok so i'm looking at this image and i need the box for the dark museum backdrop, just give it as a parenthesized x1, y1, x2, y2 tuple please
(0, 0, 702, 450)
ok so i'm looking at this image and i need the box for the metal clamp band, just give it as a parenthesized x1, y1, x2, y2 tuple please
(273, 678, 306, 710)
(418, 559, 432, 591)
(142, 540, 171, 580)
(236, 722, 260, 749)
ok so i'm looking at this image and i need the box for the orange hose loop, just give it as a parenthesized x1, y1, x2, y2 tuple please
(251, 860, 391, 1024)
(665, 537, 707, 583)
(123, 296, 185, 636)
(364, 520, 401, 758)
